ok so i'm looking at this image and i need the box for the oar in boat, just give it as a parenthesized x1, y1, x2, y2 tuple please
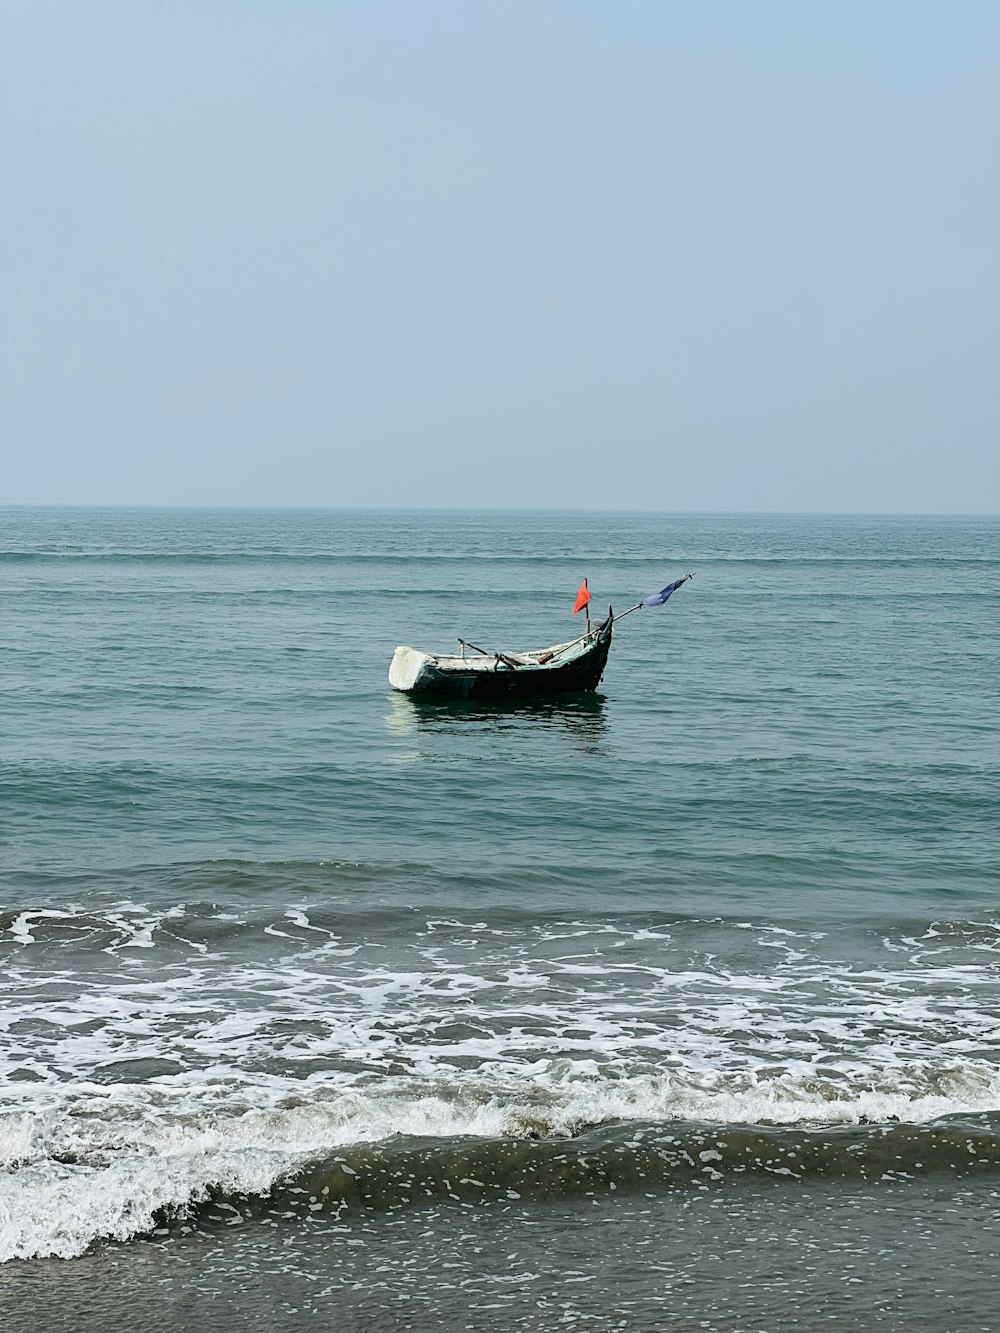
(458, 639, 524, 670)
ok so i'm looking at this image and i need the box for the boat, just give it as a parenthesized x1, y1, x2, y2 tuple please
(389, 612, 615, 700)
(387, 574, 693, 700)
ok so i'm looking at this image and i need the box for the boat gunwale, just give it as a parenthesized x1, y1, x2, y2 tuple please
(427, 634, 595, 672)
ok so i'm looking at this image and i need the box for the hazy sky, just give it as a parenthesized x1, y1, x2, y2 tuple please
(3, 1, 998, 511)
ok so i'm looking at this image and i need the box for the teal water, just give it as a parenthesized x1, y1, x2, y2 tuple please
(2, 507, 999, 1330)
(4, 507, 996, 910)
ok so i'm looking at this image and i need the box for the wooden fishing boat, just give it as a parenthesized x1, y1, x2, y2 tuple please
(388, 574, 693, 701)
(389, 612, 614, 700)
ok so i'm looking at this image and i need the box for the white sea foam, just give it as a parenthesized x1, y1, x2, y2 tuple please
(4, 904, 1000, 1259)
(5, 1050, 1000, 1258)
(3, 1057, 1000, 1262)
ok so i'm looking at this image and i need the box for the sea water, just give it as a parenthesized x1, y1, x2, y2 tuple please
(1, 506, 998, 1331)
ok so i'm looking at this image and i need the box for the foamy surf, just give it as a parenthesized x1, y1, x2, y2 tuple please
(5, 1059, 1000, 1261)
(6, 899, 1000, 1259)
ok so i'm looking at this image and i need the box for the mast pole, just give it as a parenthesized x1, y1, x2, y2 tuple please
(611, 602, 644, 625)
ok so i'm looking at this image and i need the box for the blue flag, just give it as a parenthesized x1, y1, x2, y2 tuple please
(642, 576, 689, 607)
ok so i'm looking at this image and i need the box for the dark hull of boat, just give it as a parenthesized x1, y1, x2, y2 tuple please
(414, 619, 613, 700)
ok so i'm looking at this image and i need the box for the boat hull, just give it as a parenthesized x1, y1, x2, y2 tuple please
(389, 619, 613, 699)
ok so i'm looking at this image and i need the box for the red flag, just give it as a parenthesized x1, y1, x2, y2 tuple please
(573, 579, 592, 615)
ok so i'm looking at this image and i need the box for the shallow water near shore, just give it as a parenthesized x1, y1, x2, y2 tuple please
(1, 507, 998, 1328)
(7, 1178, 1000, 1333)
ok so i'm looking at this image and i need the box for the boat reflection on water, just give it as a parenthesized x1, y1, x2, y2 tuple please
(384, 690, 609, 750)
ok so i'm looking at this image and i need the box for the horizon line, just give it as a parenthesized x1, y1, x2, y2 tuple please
(1, 501, 998, 519)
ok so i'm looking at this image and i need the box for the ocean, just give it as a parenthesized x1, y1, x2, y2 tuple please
(1, 505, 998, 1331)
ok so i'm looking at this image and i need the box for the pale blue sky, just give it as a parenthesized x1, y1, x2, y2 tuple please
(2, 1, 998, 510)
